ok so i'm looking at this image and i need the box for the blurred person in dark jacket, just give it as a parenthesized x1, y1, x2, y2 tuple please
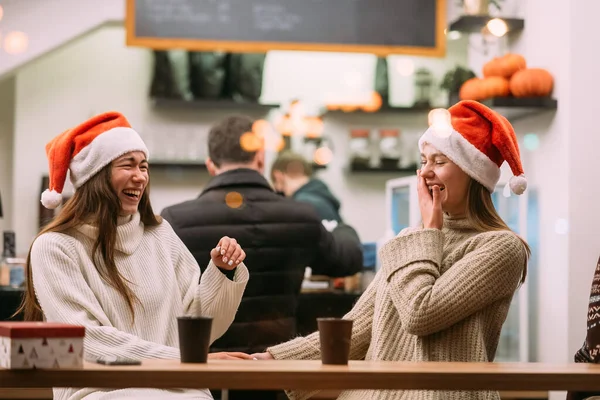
(271, 150, 343, 225)
(161, 115, 363, 400)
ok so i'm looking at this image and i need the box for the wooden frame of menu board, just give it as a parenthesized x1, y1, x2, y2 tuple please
(125, 0, 447, 57)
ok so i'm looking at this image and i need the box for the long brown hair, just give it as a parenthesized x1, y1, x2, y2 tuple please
(465, 179, 530, 283)
(16, 163, 161, 321)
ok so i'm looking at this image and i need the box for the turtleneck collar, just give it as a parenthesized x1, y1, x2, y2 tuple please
(76, 212, 144, 255)
(442, 213, 473, 231)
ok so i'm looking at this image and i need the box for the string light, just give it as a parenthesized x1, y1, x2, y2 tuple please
(486, 18, 508, 37)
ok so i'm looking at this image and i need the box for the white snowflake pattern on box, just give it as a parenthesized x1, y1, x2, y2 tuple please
(0, 322, 84, 370)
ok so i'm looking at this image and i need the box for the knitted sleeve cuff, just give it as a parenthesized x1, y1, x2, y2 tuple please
(379, 229, 444, 279)
(267, 332, 321, 361)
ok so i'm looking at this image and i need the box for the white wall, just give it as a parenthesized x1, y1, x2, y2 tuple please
(11, 26, 213, 253)
(0, 77, 15, 235)
(484, 0, 600, 398)
(0, 0, 124, 79)
(566, 0, 600, 372)
(509, 0, 572, 376)
(9, 24, 468, 253)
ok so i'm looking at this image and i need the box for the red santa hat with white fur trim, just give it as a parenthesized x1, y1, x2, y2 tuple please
(418, 100, 527, 195)
(41, 112, 149, 209)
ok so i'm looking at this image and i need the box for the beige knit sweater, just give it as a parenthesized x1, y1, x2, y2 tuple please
(30, 213, 249, 400)
(268, 216, 527, 400)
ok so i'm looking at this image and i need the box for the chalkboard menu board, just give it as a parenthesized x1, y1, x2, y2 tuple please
(126, 0, 446, 57)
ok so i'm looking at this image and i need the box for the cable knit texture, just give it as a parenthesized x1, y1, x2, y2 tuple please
(30, 212, 249, 400)
(268, 216, 527, 400)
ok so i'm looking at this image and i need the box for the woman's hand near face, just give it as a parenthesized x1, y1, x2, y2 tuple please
(417, 170, 443, 230)
(210, 236, 246, 270)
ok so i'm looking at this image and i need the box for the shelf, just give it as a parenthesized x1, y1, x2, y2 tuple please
(448, 15, 524, 34)
(151, 98, 280, 112)
(325, 103, 432, 116)
(150, 161, 208, 170)
(150, 161, 326, 171)
(349, 163, 418, 174)
(480, 96, 558, 122)
(325, 97, 555, 122)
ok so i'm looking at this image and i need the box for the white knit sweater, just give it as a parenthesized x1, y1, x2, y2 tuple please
(30, 213, 249, 400)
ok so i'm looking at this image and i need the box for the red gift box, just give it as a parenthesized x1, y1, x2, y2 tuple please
(0, 322, 85, 369)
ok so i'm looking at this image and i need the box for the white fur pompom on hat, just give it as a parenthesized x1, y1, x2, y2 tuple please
(40, 189, 63, 209)
(509, 174, 528, 195)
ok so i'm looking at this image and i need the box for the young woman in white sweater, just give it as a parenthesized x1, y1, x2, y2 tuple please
(17, 112, 250, 400)
(252, 101, 531, 400)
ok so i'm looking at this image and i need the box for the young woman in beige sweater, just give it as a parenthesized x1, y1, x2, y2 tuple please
(18, 112, 250, 400)
(252, 100, 531, 400)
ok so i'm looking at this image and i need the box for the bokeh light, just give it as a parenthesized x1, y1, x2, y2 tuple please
(305, 117, 324, 138)
(275, 115, 293, 136)
(428, 108, 452, 138)
(252, 119, 270, 138)
(239, 132, 263, 152)
(265, 135, 286, 152)
(486, 18, 508, 37)
(428, 108, 451, 126)
(225, 192, 244, 209)
(395, 59, 415, 77)
(447, 31, 462, 40)
(4, 31, 29, 54)
(523, 133, 540, 151)
(362, 92, 383, 113)
(314, 147, 333, 166)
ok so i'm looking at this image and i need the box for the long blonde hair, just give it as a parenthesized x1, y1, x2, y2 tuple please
(465, 179, 530, 283)
(16, 164, 161, 321)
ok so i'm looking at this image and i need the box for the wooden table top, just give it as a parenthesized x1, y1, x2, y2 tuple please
(1, 360, 599, 391)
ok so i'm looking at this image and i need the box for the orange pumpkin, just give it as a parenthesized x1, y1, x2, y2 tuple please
(482, 76, 510, 98)
(459, 77, 510, 101)
(509, 68, 554, 97)
(459, 78, 485, 101)
(483, 53, 527, 79)
(361, 91, 383, 112)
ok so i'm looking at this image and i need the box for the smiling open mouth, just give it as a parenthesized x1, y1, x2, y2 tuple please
(123, 189, 141, 200)
(428, 186, 446, 195)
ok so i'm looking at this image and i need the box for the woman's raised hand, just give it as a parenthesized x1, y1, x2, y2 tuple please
(211, 236, 246, 270)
